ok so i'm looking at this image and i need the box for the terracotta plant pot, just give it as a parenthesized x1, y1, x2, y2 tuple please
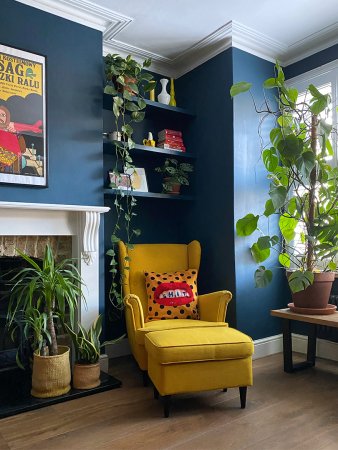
(115, 76, 137, 94)
(163, 177, 181, 194)
(290, 272, 335, 311)
(73, 362, 101, 389)
(31, 345, 71, 398)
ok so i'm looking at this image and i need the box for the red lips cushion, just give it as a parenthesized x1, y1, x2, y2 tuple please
(144, 269, 199, 322)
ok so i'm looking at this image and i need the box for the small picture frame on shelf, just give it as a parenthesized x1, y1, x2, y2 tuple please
(109, 167, 148, 192)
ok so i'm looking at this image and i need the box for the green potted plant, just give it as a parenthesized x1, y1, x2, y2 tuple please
(7, 244, 84, 397)
(231, 62, 337, 313)
(65, 315, 124, 389)
(155, 158, 194, 194)
(104, 54, 156, 310)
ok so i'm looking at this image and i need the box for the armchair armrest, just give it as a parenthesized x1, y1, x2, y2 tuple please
(124, 294, 145, 330)
(198, 290, 232, 322)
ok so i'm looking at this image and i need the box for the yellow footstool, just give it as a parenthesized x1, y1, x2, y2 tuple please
(145, 326, 254, 417)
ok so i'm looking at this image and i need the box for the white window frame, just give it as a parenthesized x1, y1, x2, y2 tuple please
(286, 59, 338, 167)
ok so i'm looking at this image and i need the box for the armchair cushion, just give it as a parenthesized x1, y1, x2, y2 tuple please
(145, 269, 199, 322)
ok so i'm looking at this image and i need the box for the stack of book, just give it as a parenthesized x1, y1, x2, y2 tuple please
(157, 129, 185, 152)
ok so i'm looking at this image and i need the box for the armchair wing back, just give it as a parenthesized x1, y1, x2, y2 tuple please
(118, 240, 201, 316)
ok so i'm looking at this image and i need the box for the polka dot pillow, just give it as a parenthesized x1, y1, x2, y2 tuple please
(144, 269, 199, 322)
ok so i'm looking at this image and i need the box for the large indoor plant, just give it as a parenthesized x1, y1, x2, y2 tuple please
(7, 244, 84, 397)
(231, 62, 337, 311)
(104, 54, 156, 310)
(155, 158, 194, 194)
(65, 314, 124, 389)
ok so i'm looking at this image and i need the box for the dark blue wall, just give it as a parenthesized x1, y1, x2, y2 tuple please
(0, 0, 105, 312)
(285, 44, 338, 79)
(232, 48, 288, 338)
(176, 49, 237, 327)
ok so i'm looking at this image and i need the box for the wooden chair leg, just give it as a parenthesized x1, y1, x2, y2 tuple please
(239, 386, 247, 409)
(142, 370, 148, 387)
(163, 395, 171, 418)
(153, 386, 159, 400)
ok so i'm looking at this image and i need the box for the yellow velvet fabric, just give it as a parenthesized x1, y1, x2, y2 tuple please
(145, 327, 254, 364)
(145, 327, 254, 396)
(118, 240, 232, 371)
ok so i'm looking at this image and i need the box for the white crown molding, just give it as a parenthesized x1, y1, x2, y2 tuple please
(282, 22, 338, 66)
(16, 0, 133, 33)
(16, 1, 338, 77)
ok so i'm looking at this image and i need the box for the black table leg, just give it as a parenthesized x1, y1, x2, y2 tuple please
(282, 318, 317, 373)
(282, 318, 294, 373)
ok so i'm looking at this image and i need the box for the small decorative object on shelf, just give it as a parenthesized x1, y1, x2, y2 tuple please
(158, 78, 170, 105)
(169, 78, 176, 106)
(149, 88, 155, 102)
(155, 158, 193, 195)
(109, 167, 148, 193)
(158, 129, 185, 152)
(143, 132, 156, 147)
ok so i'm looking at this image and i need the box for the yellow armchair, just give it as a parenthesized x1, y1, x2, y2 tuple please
(118, 240, 232, 372)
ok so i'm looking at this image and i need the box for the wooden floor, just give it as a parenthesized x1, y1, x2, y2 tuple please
(1, 353, 338, 449)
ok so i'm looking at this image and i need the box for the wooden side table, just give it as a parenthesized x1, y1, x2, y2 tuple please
(271, 308, 338, 373)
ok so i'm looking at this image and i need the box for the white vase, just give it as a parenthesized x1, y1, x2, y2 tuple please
(158, 78, 170, 105)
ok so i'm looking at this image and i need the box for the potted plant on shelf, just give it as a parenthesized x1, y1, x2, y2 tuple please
(231, 62, 337, 313)
(65, 315, 124, 390)
(7, 244, 84, 397)
(104, 54, 156, 311)
(155, 158, 194, 194)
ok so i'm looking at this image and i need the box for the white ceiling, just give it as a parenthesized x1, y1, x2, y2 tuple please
(18, 0, 338, 77)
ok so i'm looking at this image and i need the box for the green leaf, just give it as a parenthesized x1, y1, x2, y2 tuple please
(131, 111, 145, 122)
(288, 270, 314, 293)
(264, 199, 275, 217)
(251, 243, 270, 263)
(254, 266, 273, 288)
(279, 214, 298, 242)
(279, 253, 291, 268)
(270, 235, 279, 246)
(263, 148, 278, 172)
(270, 128, 282, 147)
(287, 197, 297, 216)
(263, 78, 278, 89)
(104, 85, 117, 95)
(328, 261, 337, 271)
(269, 185, 287, 210)
(236, 214, 259, 236)
(137, 98, 146, 110)
(230, 82, 252, 97)
(287, 88, 298, 104)
(296, 151, 316, 178)
(125, 101, 139, 112)
(257, 236, 271, 250)
(277, 135, 303, 163)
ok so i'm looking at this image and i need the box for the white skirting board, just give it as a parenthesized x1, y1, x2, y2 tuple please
(105, 334, 338, 362)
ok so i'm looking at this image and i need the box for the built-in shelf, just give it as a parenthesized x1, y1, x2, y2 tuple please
(103, 93, 195, 118)
(104, 189, 193, 201)
(103, 141, 196, 159)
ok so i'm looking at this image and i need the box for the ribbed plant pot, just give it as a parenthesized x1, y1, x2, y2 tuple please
(73, 362, 101, 390)
(163, 178, 181, 195)
(291, 272, 335, 311)
(31, 345, 71, 398)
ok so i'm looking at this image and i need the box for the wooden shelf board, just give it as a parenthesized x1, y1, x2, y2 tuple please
(104, 189, 193, 201)
(103, 141, 195, 159)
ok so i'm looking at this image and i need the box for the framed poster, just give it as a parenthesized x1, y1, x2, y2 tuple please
(0, 44, 47, 186)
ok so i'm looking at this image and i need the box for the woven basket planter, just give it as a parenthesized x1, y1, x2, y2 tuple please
(73, 362, 101, 390)
(31, 345, 71, 398)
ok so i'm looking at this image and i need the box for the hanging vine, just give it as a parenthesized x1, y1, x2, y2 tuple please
(104, 54, 156, 310)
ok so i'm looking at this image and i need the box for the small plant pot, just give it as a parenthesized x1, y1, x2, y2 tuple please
(290, 272, 335, 312)
(116, 76, 137, 94)
(73, 362, 101, 390)
(163, 178, 181, 195)
(31, 345, 71, 398)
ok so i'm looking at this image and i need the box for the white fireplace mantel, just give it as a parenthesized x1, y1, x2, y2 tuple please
(0, 201, 110, 329)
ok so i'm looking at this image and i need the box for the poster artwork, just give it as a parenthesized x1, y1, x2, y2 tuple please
(0, 44, 47, 186)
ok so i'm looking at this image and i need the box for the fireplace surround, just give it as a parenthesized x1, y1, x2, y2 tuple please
(0, 201, 110, 329)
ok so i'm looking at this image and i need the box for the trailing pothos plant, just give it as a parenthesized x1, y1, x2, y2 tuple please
(104, 54, 156, 309)
(231, 62, 338, 293)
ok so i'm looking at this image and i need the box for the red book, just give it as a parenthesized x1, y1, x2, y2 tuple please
(159, 129, 182, 137)
(158, 138, 184, 146)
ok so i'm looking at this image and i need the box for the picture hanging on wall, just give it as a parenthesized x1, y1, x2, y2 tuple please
(0, 43, 47, 186)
